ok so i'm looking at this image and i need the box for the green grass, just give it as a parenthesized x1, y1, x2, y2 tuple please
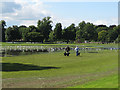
(1, 50, 118, 88)
(1, 42, 118, 47)
(69, 74, 118, 88)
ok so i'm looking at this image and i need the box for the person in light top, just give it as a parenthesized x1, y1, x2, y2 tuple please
(75, 46, 79, 56)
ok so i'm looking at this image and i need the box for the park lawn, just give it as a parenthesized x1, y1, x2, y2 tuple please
(1, 42, 118, 48)
(69, 74, 118, 88)
(2, 50, 118, 88)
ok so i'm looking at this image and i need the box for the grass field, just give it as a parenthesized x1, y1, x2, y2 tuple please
(69, 74, 118, 88)
(1, 49, 118, 88)
(1, 42, 118, 48)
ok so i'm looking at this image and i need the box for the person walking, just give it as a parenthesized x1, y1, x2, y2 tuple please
(75, 46, 79, 56)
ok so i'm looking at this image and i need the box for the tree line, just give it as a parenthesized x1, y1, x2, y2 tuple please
(0, 16, 120, 43)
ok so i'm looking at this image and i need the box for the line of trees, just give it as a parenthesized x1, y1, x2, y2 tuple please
(0, 16, 120, 43)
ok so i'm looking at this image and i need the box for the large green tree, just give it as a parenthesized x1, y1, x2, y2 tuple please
(22, 28, 31, 42)
(18, 25, 27, 41)
(67, 23, 76, 41)
(96, 27, 108, 33)
(2, 17, 120, 43)
(5, 25, 21, 42)
(106, 28, 118, 43)
(114, 25, 120, 36)
(62, 23, 76, 43)
(76, 30, 84, 43)
(115, 35, 120, 43)
(0, 20, 6, 42)
(95, 25, 108, 33)
(78, 21, 86, 30)
(54, 23, 62, 40)
(98, 30, 108, 43)
(82, 22, 98, 41)
(12, 25, 21, 41)
(5, 27, 13, 42)
(49, 31, 55, 42)
(37, 17, 52, 41)
(76, 21, 86, 42)
(29, 25, 38, 32)
(27, 32, 44, 42)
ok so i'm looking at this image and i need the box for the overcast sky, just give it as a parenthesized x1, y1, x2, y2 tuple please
(0, 0, 119, 28)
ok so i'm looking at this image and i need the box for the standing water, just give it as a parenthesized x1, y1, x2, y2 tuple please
(0, 45, 119, 57)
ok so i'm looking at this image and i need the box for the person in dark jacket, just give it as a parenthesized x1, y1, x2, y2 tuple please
(64, 46, 70, 56)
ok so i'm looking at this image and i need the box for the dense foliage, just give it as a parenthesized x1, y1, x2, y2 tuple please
(0, 17, 120, 43)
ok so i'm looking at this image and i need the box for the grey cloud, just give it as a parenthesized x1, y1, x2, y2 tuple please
(2, 2, 21, 13)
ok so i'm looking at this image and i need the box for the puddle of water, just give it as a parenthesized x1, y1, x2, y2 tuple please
(0, 45, 118, 57)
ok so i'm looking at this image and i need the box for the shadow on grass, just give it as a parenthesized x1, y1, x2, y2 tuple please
(0, 63, 60, 72)
(88, 52, 98, 53)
